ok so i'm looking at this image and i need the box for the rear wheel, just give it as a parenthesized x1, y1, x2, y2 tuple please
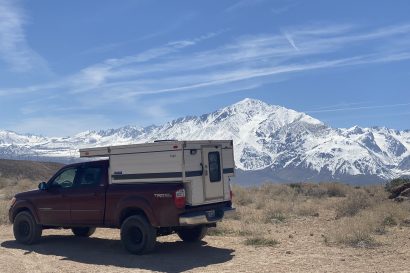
(177, 225, 207, 242)
(120, 215, 157, 254)
(71, 227, 96, 237)
(13, 211, 42, 245)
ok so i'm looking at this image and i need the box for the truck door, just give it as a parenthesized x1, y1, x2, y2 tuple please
(202, 146, 224, 201)
(69, 161, 107, 225)
(37, 167, 78, 226)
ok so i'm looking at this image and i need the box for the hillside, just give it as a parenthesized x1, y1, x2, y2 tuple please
(1, 98, 410, 184)
(0, 159, 63, 201)
(0, 159, 63, 181)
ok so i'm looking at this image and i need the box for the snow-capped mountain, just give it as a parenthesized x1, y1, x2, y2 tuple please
(1, 98, 409, 184)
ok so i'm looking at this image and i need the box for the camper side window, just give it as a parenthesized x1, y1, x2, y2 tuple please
(208, 152, 221, 182)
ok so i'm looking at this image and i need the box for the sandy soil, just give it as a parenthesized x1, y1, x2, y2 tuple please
(0, 221, 409, 273)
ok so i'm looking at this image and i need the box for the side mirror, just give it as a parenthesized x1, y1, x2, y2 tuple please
(38, 182, 48, 191)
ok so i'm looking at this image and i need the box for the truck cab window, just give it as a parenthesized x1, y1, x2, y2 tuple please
(51, 168, 77, 188)
(78, 167, 102, 186)
(208, 152, 221, 182)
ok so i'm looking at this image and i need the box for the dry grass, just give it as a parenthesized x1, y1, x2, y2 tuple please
(0, 200, 10, 224)
(0, 177, 409, 249)
(0, 178, 37, 200)
(326, 201, 409, 247)
(244, 236, 279, 247)
(334, 189, 372, 218)
(209, 182, 410, 248)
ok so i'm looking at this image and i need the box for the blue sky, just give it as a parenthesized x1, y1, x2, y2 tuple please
(0, 0, 410, 136)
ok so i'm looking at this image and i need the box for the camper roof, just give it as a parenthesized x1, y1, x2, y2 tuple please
(79, 140, 233, 158)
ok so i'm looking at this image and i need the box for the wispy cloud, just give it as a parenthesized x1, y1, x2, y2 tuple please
(225, 0, 267, 12)
(2, 22, 410, 133)
(0, 0, 48, 72)
(272, 1, 298, 15)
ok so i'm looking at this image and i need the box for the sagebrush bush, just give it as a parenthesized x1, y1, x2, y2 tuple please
(328, 211, 378, 248)
(264, 202, 289, 223)
(335, 190, 371, 218)
(244, 236, 279, 247)
(322, 182, 350, 197)
(294, 202, 319, 217)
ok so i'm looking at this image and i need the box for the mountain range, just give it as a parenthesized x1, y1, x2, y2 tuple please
(1, 98, 409, 184)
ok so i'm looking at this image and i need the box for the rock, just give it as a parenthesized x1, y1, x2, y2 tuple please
(288, 234, 293, 238)
(389, 183, 410, 199)
(285, 251, 292, 254)
(400, 188, 410, 197)
(395, 196, 410, 202)
(402, 219, 410, 227)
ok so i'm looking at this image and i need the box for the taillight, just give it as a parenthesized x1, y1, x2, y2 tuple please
(174, 188, 186, 208)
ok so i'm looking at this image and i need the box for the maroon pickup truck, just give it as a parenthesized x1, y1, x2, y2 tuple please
(9, 156, 235, 254)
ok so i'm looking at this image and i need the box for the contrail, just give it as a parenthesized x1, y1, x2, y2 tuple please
(283, 32, 299, 51)
(306, 102, 410, 113)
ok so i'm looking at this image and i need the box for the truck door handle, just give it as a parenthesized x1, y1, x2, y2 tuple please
(200, 163, 204, 175)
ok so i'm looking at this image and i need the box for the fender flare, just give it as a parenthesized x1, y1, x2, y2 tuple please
(11, 199, 40, 224)
(116, 196, 158, 227)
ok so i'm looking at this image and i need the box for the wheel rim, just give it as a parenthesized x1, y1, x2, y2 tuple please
(128, 226, 143, 244)
(19, 221, 30, 238)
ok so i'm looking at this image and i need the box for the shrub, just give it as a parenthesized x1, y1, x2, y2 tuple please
(0, 200, 10, 224)
(294, 203, 319, 217)
(244, 236, 279, 247)
(335, 190, 371, 218)
(364, 185, 388, 201)
(232, 185, 254, 206)
(328, 212, 378, 248)
(207, 226, 235, 236)
(264, 206, 287, 223)
(322, 182, 349, 197)
(300, 183, 328, 198)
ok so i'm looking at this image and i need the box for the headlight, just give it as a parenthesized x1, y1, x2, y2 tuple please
(10, 197, 16, 207)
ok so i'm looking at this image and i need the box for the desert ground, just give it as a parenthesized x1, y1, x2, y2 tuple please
(0, 211, 409, 273)
(1, 160, 410, 272)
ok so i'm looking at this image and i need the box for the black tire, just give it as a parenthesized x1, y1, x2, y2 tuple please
(13, 211, 42, 245)
(71, 227, 96, 237)
(120, 215, 157, 254)
(177, 225, 207, 242)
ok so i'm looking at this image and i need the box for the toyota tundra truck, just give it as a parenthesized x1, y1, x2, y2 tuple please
(9, 140, 235, 254)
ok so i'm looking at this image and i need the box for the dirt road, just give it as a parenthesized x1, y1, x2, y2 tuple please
(1, 224, 409, 273)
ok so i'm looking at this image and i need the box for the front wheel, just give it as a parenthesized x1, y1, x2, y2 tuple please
(120, 215, 157, 254)
(177, 225, 207, 242)
(13, 211, 42, 245)
(71, 227, 96, 237)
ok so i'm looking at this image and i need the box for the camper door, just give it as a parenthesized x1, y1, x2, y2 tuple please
(202, 146, 224, 201)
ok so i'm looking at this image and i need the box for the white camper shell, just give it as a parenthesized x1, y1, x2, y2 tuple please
(79, 140, 235, 206)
